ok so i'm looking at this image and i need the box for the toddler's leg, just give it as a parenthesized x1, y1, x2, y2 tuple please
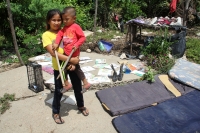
(60, 70, 72, 93)
(74, 64, 91, 93)
(82, 78, 91, 91)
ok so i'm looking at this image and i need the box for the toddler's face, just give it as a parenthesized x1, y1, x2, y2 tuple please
(62, 13, 76, 27)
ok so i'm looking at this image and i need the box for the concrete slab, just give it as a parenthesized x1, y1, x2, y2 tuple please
(0, 52, 142, 133)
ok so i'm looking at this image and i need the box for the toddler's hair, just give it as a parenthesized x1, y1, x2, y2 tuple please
(46, 9, 61, 30)
(62, 6, 76, 16)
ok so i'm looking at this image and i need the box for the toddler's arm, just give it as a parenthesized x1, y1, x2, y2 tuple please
(53, 29, 64, 50)
(74, 25, 86, 49)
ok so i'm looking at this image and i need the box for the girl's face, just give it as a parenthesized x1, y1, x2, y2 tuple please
(48, 13, 62, 32)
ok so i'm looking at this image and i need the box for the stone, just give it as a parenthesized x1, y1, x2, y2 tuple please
(111, 39, 117, 41)
(196, 32, 200, 36)
(86, 49, 91, 53)
(113, 36, 121, 39)
(97, 30, 102, 33)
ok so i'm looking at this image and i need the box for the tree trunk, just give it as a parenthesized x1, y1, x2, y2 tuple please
(183, 0, 192, 26)
(6, 0, 24, 65)
(93, 0, 98, 35)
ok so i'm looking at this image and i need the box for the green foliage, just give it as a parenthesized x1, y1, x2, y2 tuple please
(141, 29, 175, 74)
(145, 54, 175, 74)
(141, 66, 155, 83)
(121, 2, 144, 21)
(0, 93, 15, 114)
(19, 34, 46, 63)
(0, 35, 5, 47)
(142, 29, 172, 56)
(61, 0, 93, 30)
(186, 38, 200, 64)
(139, 0, 170, 17)
(1, 0, 199, 64)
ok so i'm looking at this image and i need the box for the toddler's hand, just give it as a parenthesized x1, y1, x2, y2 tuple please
(73, 46, 77, 51)
(52, 43, 58, 51)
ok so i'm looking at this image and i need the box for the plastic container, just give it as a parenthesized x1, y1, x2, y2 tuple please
(98, 40, 113, 52)
(98, 41, 105, 51)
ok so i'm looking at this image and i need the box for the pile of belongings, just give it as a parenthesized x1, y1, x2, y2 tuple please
(126, 16, 182, 26)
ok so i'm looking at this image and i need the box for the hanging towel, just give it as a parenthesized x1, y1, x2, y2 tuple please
(170, 0, 179, 13)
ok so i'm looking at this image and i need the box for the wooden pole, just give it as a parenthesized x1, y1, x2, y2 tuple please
(6, 0, 24, 65)
(183, 0, 192, 26)
(93, 0, 98, 35)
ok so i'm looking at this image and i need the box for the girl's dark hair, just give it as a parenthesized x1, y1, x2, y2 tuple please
(46, 9, 62, 30)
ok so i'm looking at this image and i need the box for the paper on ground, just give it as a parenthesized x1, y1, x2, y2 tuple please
(95, 59, 106, 64)
(104, 63, 119, 69)
(88, 76, 111, 84)
(79, 57, 91, 60)
(45, 77, 54, 84)
(64, 95, 77, 105)
(84, 72, 95, 79)
(46, 96, 65, 105)
(79, 60, 93, 64)
(37, 61, 52, 66)
(81, 66, 95, 72)
(98, 69, 112, 76)
(35, 55, 45, 60)
(93, 64, 106, 69)
(45, 75, 71, 85)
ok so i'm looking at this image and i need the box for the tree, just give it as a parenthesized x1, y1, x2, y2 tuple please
(93, 0, 98, 35)
(6, 0, 24, 65)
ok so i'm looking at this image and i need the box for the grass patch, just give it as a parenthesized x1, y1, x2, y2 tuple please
(186, 38, 200, 64)
(0, 93, 15, 114)
(86, 29, 123, 43)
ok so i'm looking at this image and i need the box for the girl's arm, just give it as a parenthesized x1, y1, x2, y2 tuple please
(45, 44, 79, 65)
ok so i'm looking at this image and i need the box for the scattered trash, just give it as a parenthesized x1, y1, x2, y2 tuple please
(120, 53, 126, 59)
(127, 64, 137, 71)
(131, 70, 145, 77)
(119, 53, 136, 60)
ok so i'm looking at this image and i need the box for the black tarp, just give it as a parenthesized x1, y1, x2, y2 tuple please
(96, 75, 194, 116)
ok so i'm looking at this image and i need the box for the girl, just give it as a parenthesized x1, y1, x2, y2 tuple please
(42, 9, 89, 124)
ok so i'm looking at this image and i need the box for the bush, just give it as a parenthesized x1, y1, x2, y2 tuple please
(141, 29, 175, 74)
(186, 38, 200, 64)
